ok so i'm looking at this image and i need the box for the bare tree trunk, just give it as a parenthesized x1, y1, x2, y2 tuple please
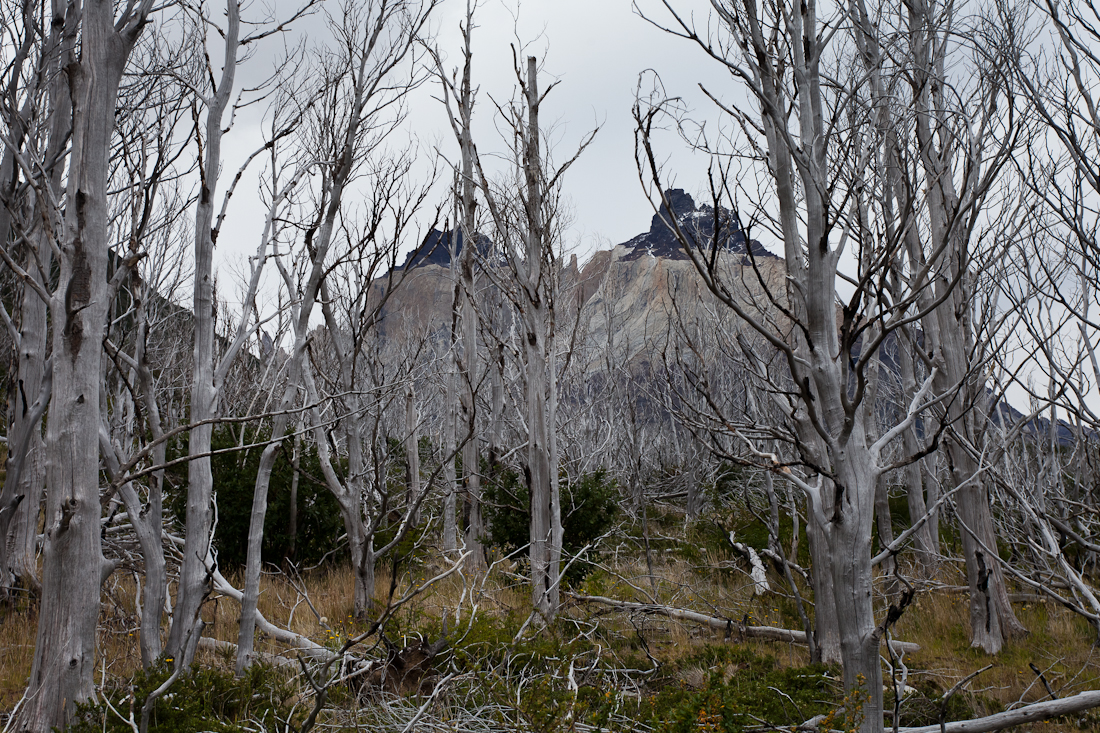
(874, 475, 896, 581)
(547, 319, 562, 612)
(489, 342, 504, 468)
(926, 204, 1024, 655)
(805, 491, 842, 665)
(0, 0, 71, 600)
(132, 294, 168, 668)
(440, 0, 484, 572)
(169, 0, 240, 668)
(1, 266, 48, 597)
(6, 260, 48, 592)
(19, 0, 151, 726)
(519, 57, 558, 621)
(898, 328, 938, 567)
(406, 386, 421, 526)
(236, 378, 298, 674)
(443, 364, 458, 553)
(460, 271, 484, 570)
(239, 33, 377, 661)
(904, 0, 1024, 652)
(299, 359, 377, 617)
(288, 427, 301, 560)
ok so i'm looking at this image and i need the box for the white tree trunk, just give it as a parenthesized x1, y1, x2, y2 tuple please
(903, 0, 1024, 652)
(443, 363, 458, 553)
(520, 57, 560, 620)
(19, 0, 150, 726)
(238, 40, 373, 661)
(406, 386, 421, 526)
(0, 0, 71, 600)
(169, 0, 240, 668)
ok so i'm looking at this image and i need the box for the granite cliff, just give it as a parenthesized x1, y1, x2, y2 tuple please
(373, 190, 784, 365)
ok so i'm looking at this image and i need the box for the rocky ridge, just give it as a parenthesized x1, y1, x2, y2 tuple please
(375, 190, 784, 365)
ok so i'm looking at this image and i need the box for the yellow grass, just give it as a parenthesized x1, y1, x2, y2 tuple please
(0, 550, 1097, 731)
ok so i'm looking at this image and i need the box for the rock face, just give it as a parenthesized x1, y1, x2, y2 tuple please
(376, 191, 785, 362)
(374, 263, 457, 342)
(615, 189, 775, 264)
(576, 190, 783, 367)
(398, 229, 493, 270)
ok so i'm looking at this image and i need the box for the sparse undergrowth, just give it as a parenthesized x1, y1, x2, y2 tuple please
(1, 508, 1098, 732)
(69, 660, 302, 733)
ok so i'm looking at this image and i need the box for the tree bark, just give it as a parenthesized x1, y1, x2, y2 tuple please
(0, 0, 71, 600)
(904, 0, 1024, 652)
(520, 57, 560, 621)
(405, 386, 421, 526)
(443, 362, 458, 553)
(288, 427, 301, 560)
(169, 0, 240, 668)
(19, 0, 151, 726)
(239, 36, 372, 660)
(573, 594, 919, 654)
(898, 691, 1100, 733)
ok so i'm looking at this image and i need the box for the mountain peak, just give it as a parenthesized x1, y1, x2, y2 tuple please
(400, 228, 493, 269)
(618, 189, 775, 262)
(650, 189, 697, 235)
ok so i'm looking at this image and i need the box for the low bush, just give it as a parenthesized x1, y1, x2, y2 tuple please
(644, 646, 841, 733)
(482, 465, 618, 583)
(69, 660, 301, 733)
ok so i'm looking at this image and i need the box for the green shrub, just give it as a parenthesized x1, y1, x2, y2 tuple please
(166, 428, 346, 569)
(69, 661, 301, 733)
(645, 646, 840, 733)
(482, 465, 619, 583)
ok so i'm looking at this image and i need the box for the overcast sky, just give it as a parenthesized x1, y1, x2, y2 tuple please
(419, 0, 730, 253)
(211, 0, 740, 276)
(176, 0, 1075, 411)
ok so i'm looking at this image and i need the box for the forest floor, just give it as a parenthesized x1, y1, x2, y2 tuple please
(1, 511, 1098, 731)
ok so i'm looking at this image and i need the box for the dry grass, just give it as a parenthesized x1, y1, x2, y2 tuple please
(896, 584, 1100, 717)
(0, 548, 1097, 731)
(0, 597, 36, 712)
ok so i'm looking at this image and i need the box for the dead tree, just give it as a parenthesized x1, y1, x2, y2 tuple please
(11, 0, 156, 728)
(0, 0, 74, 600)
(238, 0, 441, 662)
(434, 0, 487, 572)
(474, 56, 594, 621)
(167, 0, 318, 668)
(635, 0, 1022, 727)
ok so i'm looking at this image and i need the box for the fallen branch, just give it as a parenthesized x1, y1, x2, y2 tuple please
(196, 637, 298, 670)
(570, 594, 919, 654)
(728, 532, 769, 595)
(210, 568, 334, 663)
(898, 690, 1100, 733)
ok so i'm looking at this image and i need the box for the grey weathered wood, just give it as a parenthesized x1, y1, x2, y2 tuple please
(573, 594, 920, 654)
(897, 691, 1100, 733)
(406, 386, 421, 525)
(169, 0, 241, 669)
(18, 0, 154, 728)
(0, 0, 71, 601)
(520, 57, 560, 620)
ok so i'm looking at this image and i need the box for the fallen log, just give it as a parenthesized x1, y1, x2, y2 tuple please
(571, 594, 920, 654)
(897, 690, 1100, 733)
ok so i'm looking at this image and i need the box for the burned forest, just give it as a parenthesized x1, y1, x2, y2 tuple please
(2, 0, 1100, 732)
